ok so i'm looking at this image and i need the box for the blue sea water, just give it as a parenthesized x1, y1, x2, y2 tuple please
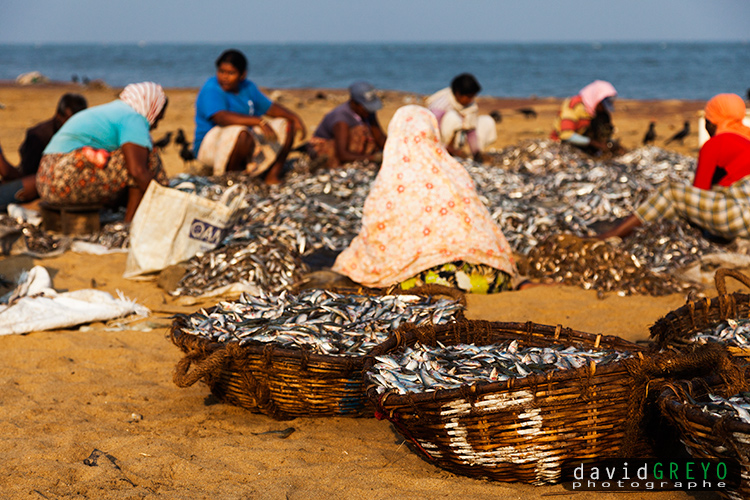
(0, 42, 748, 101)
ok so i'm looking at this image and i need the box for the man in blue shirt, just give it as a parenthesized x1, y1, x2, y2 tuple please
(194, 49, 306, 184)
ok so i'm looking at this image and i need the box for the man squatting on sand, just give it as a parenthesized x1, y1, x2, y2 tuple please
(308, 81, 387, 168)
(426, 73, 498, 164)
(0, 93, 87, 211)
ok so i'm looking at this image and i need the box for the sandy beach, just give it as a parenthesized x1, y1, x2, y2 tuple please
(0, 83, 732, 499)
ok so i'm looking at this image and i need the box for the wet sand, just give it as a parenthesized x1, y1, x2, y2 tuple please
(0, 83, 728, 499)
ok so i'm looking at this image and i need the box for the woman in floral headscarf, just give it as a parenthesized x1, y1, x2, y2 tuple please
(598, 93, 750, 242)
(37, 82, 169, 221)
(333, 105, 526, 293)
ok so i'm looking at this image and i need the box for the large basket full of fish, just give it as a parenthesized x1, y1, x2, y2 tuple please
(658, 373, 749, 500)
(362, 320, 738, 484)
(170, 285, 465, 420)
(650, 269, 750, 359)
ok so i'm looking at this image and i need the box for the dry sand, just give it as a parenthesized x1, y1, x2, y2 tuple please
(0, 83, 733, 499)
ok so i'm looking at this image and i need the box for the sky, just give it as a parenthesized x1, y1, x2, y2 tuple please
(1, 0, 749, 44)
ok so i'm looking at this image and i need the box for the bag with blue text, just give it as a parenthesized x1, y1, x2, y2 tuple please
(124, 181, 246, 278)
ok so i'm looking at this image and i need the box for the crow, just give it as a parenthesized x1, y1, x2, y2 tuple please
(664, 121, 690, 145)
(517, 107, 537, 119)
(489, 110, 502, 123)
(174, 128, 187, 147)
(71, 74, 79, 84)
(152, 131, 172, 150)
(179, 141, 195, 167)
(642, 121, 656, 145)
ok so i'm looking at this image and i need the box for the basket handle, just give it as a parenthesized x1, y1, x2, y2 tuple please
(173, 348, 229, 388)
(714, 268, 750, 295)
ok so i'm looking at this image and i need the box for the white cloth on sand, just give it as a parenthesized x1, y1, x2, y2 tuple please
(0, 266, 148, 335)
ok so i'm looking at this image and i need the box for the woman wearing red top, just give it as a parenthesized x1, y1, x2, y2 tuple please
(599, 93, 750, 242)
(692, 129, 750, 190)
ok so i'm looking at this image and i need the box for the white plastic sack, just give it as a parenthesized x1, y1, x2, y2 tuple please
(124, 181, 246, 278)
(0, 266, 148, 335)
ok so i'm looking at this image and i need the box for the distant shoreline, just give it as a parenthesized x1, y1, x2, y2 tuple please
(0, 80, 708, 107)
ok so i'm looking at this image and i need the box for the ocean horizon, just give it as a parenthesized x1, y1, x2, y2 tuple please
(1, 41, 748, 101)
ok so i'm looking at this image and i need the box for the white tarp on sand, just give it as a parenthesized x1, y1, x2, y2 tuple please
(0, 266, 148, 335)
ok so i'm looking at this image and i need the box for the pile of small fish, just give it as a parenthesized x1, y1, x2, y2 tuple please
(172, 225, 310, 296)
(10, 140, 746, 297)
(690, 318, 750, 348)
(367, 340, 634, 395)
(0, 214, 66, 254)
(76, 221, 131, 249)
(167, 161, 374, 296)
(695, 393, 750, 424)
(170, 172, 270, 201)
(167, 143, 742, 297)
(176, 289, 463, 356)
(225, 164, 374, 255)
(0, 215, 131, 253)
(518, 233, 701, 296)
(477, 141, 728, 255)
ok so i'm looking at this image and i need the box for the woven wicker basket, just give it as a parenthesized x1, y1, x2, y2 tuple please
(659, 374, 749, 500)
(363, 320, 736, 484)
(170, 285, 465, 420)
(651, 269, 750, 358)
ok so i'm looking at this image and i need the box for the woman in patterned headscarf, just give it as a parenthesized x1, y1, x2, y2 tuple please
(332, 105, 527, 293)
(551, 80, 622, 155)
(598, 93, 750, 242)
(37, 82, 169, 221)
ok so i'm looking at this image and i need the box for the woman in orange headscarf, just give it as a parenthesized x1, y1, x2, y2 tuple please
(598, 93, 750, 242)
(332, 104, 526, 293)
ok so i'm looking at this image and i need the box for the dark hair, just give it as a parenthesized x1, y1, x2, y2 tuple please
(216, 49, 248, 74)
(57, 93, 87, 116)
(451, 73, 481, 96)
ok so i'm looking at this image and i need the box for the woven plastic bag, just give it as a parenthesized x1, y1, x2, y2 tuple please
(124, 181, 246, 278)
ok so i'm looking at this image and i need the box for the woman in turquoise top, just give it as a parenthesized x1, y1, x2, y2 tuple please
(37, 82, 169, 222)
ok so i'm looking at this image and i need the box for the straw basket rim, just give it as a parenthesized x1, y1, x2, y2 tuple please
(650, 268, 750, 347)
(659, 375, 750, 435)
(363, 319, 647, 408)
(170, 283, 468, 365)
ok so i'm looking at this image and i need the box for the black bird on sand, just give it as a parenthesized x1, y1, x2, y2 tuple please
(174, 128, 187, 147)
(517, 107, 537, 119)
(642, 121, 657, 145)
(490, 110, 502, 123)
(664, 121, 690, 145)
(153, 131, 172, 150)
(179, 141, 196, 166)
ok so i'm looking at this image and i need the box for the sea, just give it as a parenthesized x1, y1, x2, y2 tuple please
(0, 42, 748, 101)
